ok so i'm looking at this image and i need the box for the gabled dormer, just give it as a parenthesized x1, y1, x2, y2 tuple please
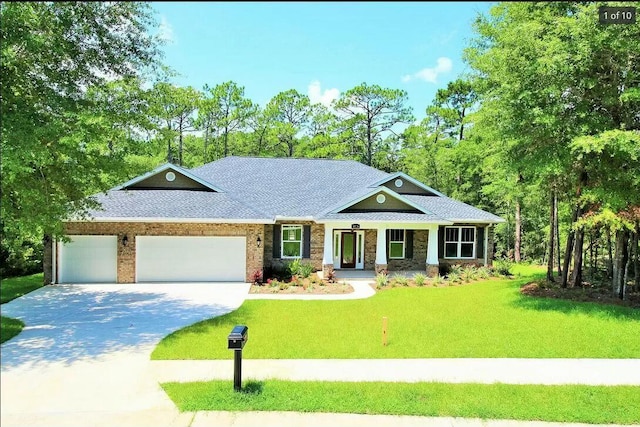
(369, 172, 445, 196)
(333, 186, 433, 214)
(115, 163, 223, 192)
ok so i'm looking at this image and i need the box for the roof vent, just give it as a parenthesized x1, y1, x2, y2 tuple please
(376, 194, 386, 204)
(394, 179, 403, 188)
(165, 171, 176, 182)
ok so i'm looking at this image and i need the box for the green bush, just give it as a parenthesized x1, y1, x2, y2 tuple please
(462, 266, 478, 282)
(413, 273, 427, 287)
(450, 264, 464, 275)
(478, 266, 491, 279)
(288, 259, 315, 278)
(447, 272, 461, 283)
(493, 260, 514, 277)
(392, 274, 409, 287)
(375, 273, 389, 289)
(432, 275, 445, 286)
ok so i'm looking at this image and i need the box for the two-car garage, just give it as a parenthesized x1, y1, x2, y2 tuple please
(58, 235, 247, 283)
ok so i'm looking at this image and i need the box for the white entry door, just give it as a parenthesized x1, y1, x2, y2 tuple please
(135, 236, 246, 282)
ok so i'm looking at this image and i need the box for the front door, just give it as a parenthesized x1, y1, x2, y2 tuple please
(341, 232, 356, 268)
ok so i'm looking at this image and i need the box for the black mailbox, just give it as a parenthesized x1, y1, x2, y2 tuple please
(227, 325, 248, 350)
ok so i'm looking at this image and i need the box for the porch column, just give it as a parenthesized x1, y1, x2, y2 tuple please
(375, 226, 387, 274)
(426, 225, 439, 277)
(322, 224, 334, 275)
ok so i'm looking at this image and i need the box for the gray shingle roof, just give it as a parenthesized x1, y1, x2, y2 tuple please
(191, 157, 390, 217)
(85, 156, 503, 224)
(405, 195, 504, 223)
(87, 190, 268, 221)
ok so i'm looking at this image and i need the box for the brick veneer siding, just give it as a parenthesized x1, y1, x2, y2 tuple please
(62, 222, 264, 283)
(263, 221, 324, 271)
(387, 229, 428, 271)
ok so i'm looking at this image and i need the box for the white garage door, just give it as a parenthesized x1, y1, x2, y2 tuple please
(136, 236, 246, 282)
(59, 235, 118, 283)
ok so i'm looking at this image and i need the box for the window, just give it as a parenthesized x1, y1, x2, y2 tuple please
(388, 229, 405, 259)
(282, 225, 302, 258)
(445, 226, 476, 259)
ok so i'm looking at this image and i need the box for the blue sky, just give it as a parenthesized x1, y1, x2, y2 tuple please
(151, 2, 493, 121)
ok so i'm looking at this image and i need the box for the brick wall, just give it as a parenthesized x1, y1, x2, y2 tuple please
(62, 222, 264, 283)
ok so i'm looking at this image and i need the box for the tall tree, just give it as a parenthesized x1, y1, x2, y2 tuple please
(197, 81, 256, 160)
(264, 89, 311, 157)
(333, 83, 413, 166)
(0, 2, 162, 280)
(148, 82, 201, 166)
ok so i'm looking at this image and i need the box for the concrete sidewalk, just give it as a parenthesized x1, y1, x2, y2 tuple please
(152, 358, 640, 385)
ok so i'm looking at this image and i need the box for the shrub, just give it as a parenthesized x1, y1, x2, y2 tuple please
(493, 259, 514, 276)
(392, 274, 409, 287)
(462, 266, 478, 282)
(287, 259, 315, 278)
(450, 264, 464, 275)
(251, 270, 263, 285)
(278, 281, 290, 291)
(477, 266, 491, 279)
(413, 273, 427, 287)
(375, 273, 389, 289)
(447, 272, 461, 283)
(432, 275, 445, 286)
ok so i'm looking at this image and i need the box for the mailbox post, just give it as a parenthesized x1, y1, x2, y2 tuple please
(227, 325, 248, 392)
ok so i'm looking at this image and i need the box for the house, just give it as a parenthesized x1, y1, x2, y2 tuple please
(51, 157, 504, 283)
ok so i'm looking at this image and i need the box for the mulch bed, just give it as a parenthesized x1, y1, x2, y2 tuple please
(520, 281, 640, 308)
(250, 276, 353, 295)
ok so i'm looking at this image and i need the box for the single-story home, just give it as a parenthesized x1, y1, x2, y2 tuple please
(50, 156, 504, 283)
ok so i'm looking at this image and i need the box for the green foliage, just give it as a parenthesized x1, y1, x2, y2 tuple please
(446, 272, 461, 283)
(163, 380, 640, 425)
(1, 2, 162, 256)
(0, 316, 24, 344)
(375, 273, 389, 289)
(413, 273, 427, 287)
(477, 266, 491, 280)
(287, 259, 314, 279)
(462, 266, 478, 282)
(391, 274, 409, 287)
(432, 275, 446, 286)
(493, 260, 514, 277)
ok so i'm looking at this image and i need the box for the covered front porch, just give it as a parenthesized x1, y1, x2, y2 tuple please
(318, 222, 443, 278)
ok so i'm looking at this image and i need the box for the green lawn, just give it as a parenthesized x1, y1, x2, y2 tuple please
(162, 380, 640, 424)
(152, 268, 640, 359)
(1, 273, 44, 343)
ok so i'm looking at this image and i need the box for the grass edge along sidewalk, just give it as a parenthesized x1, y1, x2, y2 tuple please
(0, 273, 43, 343)
(162, 380, 640, 425)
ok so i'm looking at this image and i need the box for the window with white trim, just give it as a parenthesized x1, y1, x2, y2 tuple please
(282, 225, 302, 258)
(445, 226, 476, 259)
(388, 229, 405, 259)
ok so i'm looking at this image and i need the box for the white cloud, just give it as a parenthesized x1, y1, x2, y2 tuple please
(308, 80, 340, 107)
(402, 57, 453, 84)
(158, 16, 175, 44)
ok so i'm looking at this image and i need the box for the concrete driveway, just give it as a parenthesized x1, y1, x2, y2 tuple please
(0, 282, 250, 427)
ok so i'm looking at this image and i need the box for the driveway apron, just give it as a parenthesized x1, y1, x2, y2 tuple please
(1, 282, 250, 427)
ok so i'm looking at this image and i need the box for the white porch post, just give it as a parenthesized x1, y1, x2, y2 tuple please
(322, 224, 334, 274)
(375, 226, 387, 274)
(426, 225, 440, 277)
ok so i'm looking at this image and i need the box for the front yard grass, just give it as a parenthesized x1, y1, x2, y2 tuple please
(162, 380, 640, 424)
(152, 268, 640, 359)
(1, 273, 43, 343)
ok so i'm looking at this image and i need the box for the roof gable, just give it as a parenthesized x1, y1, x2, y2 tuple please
(369, 172, 445, 197)
(116, 163, 223, 192)
(332, 186, 435, 216)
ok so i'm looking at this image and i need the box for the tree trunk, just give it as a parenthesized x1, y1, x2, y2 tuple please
(555, 192, 561, 276)
(43, 234, 53, 285)
(178, 131, 183, 166)
(515, 200, 522, 262)
(633, 225, 639, 288)
(606, 228, 614, 279)
(561, 205, 580, 288)
(547, 190, 555, 282)
(613, 229, 629, 299)
(569, 227, 584, 288)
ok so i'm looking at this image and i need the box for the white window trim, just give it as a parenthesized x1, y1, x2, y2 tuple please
(388, 229, 406, 260)
(281, 225, 303, 259)
(444, 226, 476, 259)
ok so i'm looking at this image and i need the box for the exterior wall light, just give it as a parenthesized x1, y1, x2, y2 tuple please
(256, 236, 262, 248)
(122, 235, 128, 246)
